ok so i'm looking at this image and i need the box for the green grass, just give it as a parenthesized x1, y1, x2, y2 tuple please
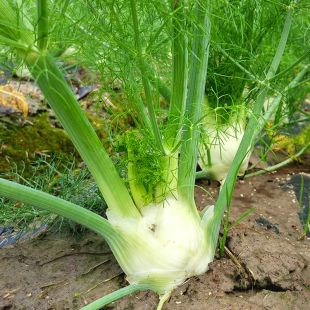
(0, 154, 107, 237)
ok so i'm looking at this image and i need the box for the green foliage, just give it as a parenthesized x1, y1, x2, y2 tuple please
(114, 130, 163, 194)
(0, 113, 79, 178)
(205, 0, 310, 126)
(0, 0, 309, 308)
(0, 154, 107, 236)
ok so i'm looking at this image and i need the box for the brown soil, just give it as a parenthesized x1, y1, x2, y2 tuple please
(1, 160, 310, 310)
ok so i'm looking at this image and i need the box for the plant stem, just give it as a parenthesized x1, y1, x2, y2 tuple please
(195, 171, 209, 180)
(254, 64, 310, 139)
(211, 4, 294, 250)
(220, 227, 228, 258)
(155, 154, 178, 202)
(25, 52, 141, 220)
(128, 63, 153, 134)
(266, 7, 293, 80)
(0, 0, 34, 46)
(178, 0, 211, 212)
(303, 197, 310, 238)
(130, 0, 166, 154)
(0, 35, 34, 51)
(0, 179, 116, 240)
(157, 288, 173, 310)
(268, 49, 310, 82)
(80, 284, 150, 310)
(163, 0, 188, 151)
(244, 146, 308, 179)
(37, 0, 48, 52)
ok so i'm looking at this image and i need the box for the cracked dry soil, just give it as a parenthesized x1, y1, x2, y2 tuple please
(0, 162, 310, 310)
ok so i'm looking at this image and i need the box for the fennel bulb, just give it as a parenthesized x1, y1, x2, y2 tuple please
(106, 194, 215, 294)
(199, 123, 250, 182)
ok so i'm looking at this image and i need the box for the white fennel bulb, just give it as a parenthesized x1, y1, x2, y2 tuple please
(199, 123, 250, 182)
(106, 194, 215, 294)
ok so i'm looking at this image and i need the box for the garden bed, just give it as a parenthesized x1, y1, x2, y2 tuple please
(1, 159, 309, 310)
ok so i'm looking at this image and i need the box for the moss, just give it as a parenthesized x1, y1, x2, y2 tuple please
(0, 90, 136, 179)
(0, 113, 80, 179)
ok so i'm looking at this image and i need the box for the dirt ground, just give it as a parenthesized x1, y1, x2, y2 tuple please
(1, 158, 310, 310)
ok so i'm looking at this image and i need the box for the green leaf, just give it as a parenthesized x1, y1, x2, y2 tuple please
(228, 207, 256, 230)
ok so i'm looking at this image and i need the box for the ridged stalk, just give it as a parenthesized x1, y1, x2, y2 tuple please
(25, 52, 141, 220)
(210, 6, 294, 251)
(178, 1, 211, 214)
(163, 0, 188, 151)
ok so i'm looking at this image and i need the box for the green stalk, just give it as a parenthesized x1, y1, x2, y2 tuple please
(178, 1, 211, 211)
(80, 284, 150, 310)
(163, 0, 188, 151)
(145, 66, 172, 103)
(268, 49, 310, 82)
(0, 178, 161, 309)
(37, 0, 48, 52)
(302, 197, 310, 239)
(286, 76, 310, 91)
(145, 6, 181, 53)
(25, 52, 141, 220)
(266, 7, 293, 80)
(128, 161, 150, 210)
(244, 146, 309, 179)
(0, 0, 34, 45)
(0, 35, 35, 50)
(195, 170, 210, 180)
(156, 289, 173, 310)
(130, 0, 166, 154)
(155, 154, 178, 202)
(0, 179, 116, 239)
(209, 84, 268, 247)
(253, 64, 310, 139)
(128, 64, 153, 134)
(220, 206, 229, 257)
(210, 6, 294, 252)
(127, 146, 152, 209)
